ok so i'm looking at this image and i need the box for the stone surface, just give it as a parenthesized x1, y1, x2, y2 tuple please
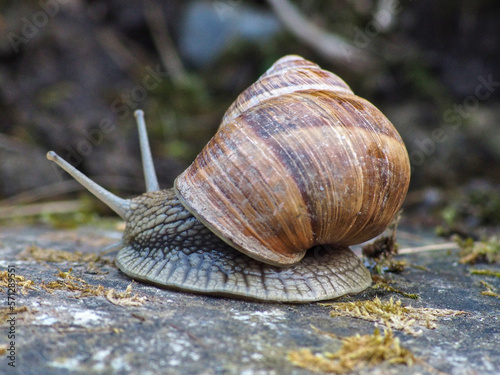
(0, 224, 499, 375)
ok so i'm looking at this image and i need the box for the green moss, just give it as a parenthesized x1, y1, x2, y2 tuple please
(468, 189, 500, 225)
(322, 297, 467, 337)
(438, 186, 500, 237)
(403, 61, 453, 109)
(470, 269, 500, 278)
(372, 276, 419, 299)
(0, 196, 122, 229)
(362, 215, 407, 275)
(19, 245, 108, 264)
(456, 236, 500, 264)
(43, 211, 97, 229)
(479, 281, 500, 299)
(41, 269, 145, 305)
(288, 327, 416, 373)
(0, 271, 36, 295)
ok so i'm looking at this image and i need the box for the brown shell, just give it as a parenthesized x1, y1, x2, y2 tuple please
(174, 55, 410, 266)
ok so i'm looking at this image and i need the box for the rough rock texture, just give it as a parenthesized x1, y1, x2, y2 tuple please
(0, 224, 498, 375)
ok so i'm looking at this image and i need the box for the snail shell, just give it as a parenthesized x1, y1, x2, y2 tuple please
(175, 55, 410, 266)
(46, 55, 410, 302)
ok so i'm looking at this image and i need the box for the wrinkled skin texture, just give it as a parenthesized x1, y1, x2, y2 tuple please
(116, 190, 372, 302)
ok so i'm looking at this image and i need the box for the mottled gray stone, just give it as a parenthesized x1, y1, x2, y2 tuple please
(0, 225, 498, 375)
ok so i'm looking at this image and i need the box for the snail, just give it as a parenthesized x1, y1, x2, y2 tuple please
(47, 55, 410, 303)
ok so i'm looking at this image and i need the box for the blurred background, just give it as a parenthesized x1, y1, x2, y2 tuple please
(1, 0, 499, 237)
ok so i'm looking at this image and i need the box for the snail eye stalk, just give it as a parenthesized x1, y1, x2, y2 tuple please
(134, 110, 160, 192)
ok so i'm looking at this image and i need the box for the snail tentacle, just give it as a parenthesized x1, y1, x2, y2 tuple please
(46, 151, 131, 219)
(134, 110, 160, 192)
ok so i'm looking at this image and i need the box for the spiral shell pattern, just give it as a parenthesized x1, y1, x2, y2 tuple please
(175, 55, 410, 266)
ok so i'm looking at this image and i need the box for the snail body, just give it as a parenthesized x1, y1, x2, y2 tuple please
(47, 55, 410, 302)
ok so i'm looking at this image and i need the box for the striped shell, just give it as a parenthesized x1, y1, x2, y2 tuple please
(174, 55, 410, 266)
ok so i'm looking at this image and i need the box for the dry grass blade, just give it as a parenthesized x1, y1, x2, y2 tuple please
(0, 200, 82, 219)
(144, 0, 186, 85)
(398, 242, 459, 254)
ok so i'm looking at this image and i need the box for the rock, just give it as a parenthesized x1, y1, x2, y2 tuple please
(179, 1, 281, 68)
(0, 224, 498, 374)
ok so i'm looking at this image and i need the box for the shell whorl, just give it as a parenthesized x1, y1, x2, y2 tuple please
(175, 55, 410, 266)
(220, 55, 353, 128)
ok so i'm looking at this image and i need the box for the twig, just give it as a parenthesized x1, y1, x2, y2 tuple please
(144, 0, 187, 85)
(267, 0, 375, 70)
(0, 176, 143, 207)
(94, 26, 161, 82)
(398, 243, 459, 255)
(94, 27, 142, 73)
(0, 180, 82, 206)
(0, 134, 30, 153)
(0, 200, 82, 219)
